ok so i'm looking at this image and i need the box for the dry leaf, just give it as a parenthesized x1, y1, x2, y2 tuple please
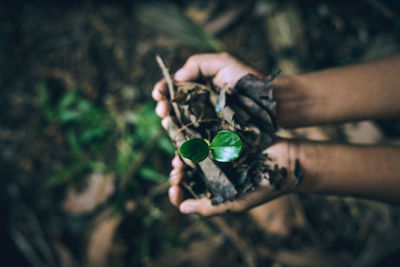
(63, 173, 115, 214)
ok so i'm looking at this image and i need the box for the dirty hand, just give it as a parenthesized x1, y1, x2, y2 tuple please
(167, 140, 299, 216)
(152, 53, 296, 216)
(152, 52, 263, 128)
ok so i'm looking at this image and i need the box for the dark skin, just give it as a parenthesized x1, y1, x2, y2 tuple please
(152, 52, 400, 216)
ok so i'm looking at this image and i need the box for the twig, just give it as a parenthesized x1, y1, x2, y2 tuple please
(156, 56, 257, 266)
(156, 55, 175, 99)
(172, 118, 219, 140)
(155, 55, 183, 125)
(10, 227, 48, 267)
(7, 186, 57, 267)
(212, 217, 258, 267)
(181, 181, 200, 199)
(181, 176, 257, 267)
(180, 201, 258, 266)
(24, 207, 57, 267)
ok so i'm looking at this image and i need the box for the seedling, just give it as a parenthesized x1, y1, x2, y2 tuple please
(179, 130, 243, 163)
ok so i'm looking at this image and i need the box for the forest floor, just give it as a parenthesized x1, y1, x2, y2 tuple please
(1, 1, 400, 266)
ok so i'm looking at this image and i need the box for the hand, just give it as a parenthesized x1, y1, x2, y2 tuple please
(154, 53, 400, 209)
(168, 140, 299, 216)
(152, 52, 263, 130)
(152, 53, 296, 216)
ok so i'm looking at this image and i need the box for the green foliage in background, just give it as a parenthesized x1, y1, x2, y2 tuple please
(38, 80, 181, 262)
(38, 81, 173, 186)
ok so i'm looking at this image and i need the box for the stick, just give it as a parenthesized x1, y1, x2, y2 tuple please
(181, 181, 200, 199)
(212, 217, 258, 267)
(172, 118, 219, 140)
(156, 54, 175, 99)
(180, 179, 257, 267)
(155, 54, 183, 125)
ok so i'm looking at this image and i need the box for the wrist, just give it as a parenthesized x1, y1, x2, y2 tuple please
(271, 73, 326, 128)
(291, 140, 322, 194)
(271, 74, 304, 128)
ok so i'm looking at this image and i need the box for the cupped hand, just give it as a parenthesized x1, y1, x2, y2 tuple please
(152, 52, 263, 128)
(167, 140, 299, 216)
(152, 53, 295, 216)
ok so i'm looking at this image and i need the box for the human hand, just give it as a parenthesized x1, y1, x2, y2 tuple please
(168, 140, 299, 216)
(152, 52, 263, 129)
(152, 53, 297, 216)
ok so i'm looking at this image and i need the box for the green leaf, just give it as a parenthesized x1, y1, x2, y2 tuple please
(59, 91, 77, 109)
(66, 131, 82, 157)
(210, 130, 243, 162)
(179, 138, 209, 163)
(58, 110, 81, 122)
(139, 167, 168, 183)
(157, 136, 175, 156)
(80, 126, 108, 144)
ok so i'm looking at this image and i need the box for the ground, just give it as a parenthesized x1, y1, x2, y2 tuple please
(1, 0, 400, 266)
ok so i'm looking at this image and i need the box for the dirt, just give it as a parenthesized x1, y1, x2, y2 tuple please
(158, 68, 295, 204)
(1, 1, 400, 267)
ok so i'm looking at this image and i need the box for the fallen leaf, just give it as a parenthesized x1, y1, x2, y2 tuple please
(63, 173, 115, 214)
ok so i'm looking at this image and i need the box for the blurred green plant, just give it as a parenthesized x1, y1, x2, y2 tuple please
(38, 80, 184, 263)
(38, 80, 174, 190)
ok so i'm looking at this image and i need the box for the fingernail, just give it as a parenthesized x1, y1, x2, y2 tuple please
(174, 69, 185, 81)
(181, 204, 195, 214)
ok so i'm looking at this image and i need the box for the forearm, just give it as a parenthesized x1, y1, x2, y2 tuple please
(272, 54, 400, 128)
(294, 141, 400, 203)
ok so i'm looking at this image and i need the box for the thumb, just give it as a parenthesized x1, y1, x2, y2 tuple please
(179, 183, 287, 216)
(173, 53, 232, 83)
(179, 198, 232, 216)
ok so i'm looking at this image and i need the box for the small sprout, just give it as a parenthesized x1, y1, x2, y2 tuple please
(210, 130, 243, 162)
(179, 130, 243, 163)
(179, 138, 209, 163)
